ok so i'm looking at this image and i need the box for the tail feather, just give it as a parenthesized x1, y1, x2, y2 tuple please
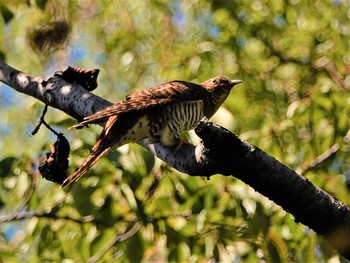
(61, 144, 111, 187)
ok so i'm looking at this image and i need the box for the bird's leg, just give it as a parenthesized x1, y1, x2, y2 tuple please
(144, 135, 161, 144)
(174, 140, 192, 152)
(169, 132, 193, 152)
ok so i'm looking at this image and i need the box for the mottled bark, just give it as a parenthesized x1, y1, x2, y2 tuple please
(0, 60, 111, 120)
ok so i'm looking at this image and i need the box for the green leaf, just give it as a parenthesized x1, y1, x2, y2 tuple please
(0, 50, 5, 61)
(125, 233, 144, 262)
(0, 157, 16, 178)
(35, 0, 48, 10)
(0, 4, 14, 24)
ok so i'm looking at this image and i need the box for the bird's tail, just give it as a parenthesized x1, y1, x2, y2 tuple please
(61, 142, 112, 188)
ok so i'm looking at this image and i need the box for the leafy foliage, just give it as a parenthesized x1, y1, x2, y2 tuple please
(0, 0, 349, 262)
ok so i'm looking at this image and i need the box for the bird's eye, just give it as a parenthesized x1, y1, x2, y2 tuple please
(211, 79, 218, 84)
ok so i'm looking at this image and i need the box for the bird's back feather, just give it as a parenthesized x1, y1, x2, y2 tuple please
(72, 81, 208, 127)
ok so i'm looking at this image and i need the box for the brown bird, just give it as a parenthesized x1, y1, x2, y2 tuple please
(62, 76, 242, 187)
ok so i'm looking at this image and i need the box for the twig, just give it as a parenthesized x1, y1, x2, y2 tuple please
(143, 167, 164, 201)
(31, 104, 61, 136)
(314, 57, 348, 91)
(1, 172, 38, 222)
(300, 143, 340, 174)
(87, 221, 142, 263)
(0, 210, 94, 224)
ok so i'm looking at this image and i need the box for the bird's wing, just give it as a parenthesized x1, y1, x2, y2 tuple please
(73, 81, 205, 127)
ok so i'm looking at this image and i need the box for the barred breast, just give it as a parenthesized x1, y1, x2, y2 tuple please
(147, 100, 204, 146)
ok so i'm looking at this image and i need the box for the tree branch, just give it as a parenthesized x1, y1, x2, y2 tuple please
(144, 120, 350, 259)
(0, 210, 95, 224)
(0, 59, 349, 259)
(0, 60, 112, 120)
(87, 221, 142, 263)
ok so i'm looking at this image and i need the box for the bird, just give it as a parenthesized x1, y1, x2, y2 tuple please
(62, 76, 242, 187)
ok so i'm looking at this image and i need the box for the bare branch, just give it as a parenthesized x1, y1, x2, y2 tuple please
(87, 221, 142, 263)
(300, 143, 340, 174)
(314, 57, 348, 91)
(0, 172, 38, 222)
(1, 59, 349, 259)
(0, 59, 111, 120)
(146, 119, 350, 259)
(0, 210, 95, 224)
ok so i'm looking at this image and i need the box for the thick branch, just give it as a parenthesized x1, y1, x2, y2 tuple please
(143, 122, 350, 259)
(0, 60, 111, 120)
(149, 119, 350, 259)
(1, 60, 349, 259)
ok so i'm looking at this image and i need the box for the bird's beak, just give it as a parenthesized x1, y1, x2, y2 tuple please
(230, 79, 243, 87)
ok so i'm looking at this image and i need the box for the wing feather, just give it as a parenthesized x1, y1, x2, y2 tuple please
(72, 80, 206, 127)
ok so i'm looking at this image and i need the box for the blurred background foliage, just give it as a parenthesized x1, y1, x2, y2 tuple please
(0, 0, 349, 262)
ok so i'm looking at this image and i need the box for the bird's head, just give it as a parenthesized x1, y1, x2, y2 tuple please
(202, 76, 242, 92)
(201, 76, 242, 117)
